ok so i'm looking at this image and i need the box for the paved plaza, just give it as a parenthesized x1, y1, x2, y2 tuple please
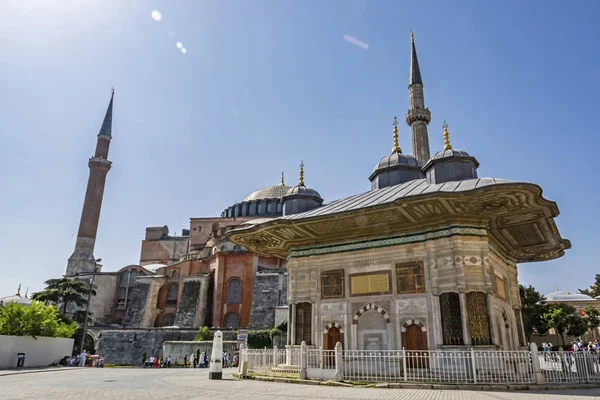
(1, 368, 599, 400)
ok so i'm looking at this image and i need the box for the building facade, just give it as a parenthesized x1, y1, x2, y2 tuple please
(227, 33, 571, 352)
(61, 92, 289, 354)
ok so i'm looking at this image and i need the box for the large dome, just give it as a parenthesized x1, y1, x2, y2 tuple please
(0, 294, 31, 306)
(243, 185, 292, 202)
(545, 290, 596, 302)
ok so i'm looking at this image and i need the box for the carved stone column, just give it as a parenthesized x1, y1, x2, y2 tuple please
(459, 293, 471, 345)
(290, 303, 297, 345)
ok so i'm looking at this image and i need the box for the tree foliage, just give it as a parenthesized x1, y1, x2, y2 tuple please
(0, 301, 78, 338)
(578, 274, 600, 298)
(31, 278, 95, 314)
(583, 306, 600, 336)
(194, 326, 211, 341)
(544, 303, 588, 345)
(519, 285, 549, 341)
(248, 328, 281, 349)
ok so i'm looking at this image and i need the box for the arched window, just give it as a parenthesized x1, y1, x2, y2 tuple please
(163, 313, 176, 327)
(227, 278, 242, 304)
(221, 245, 226, 252)
(224, 312, 240, 328)
(233, 245, 242, 252)
(212, 247, 218, 255)
(171, 270, 177, 278)
(166, 284, 178, 306)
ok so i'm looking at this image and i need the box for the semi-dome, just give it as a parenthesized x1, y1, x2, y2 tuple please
(243, 185, 292, 202)
(545, 290, 597, 302)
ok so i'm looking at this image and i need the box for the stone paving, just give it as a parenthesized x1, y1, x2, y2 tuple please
(1, 368, 599, 400)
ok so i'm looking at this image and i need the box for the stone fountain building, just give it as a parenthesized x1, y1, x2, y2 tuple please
(227, 33, 570, 353)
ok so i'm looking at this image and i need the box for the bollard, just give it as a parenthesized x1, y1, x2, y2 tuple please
(209, 330, 223, 379)
(299, 341, 307, 380)
(530, 342, 545, 384)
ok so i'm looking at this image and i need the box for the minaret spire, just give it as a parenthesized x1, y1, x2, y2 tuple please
(409, 30, 422, 85)
(280, 171, 285, 186)
(66, 90, 114, 276)
(405, 31, 431, 165)
(16, 284, 21, 296)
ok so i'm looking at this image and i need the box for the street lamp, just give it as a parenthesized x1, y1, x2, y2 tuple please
(79, 258, 100, 356)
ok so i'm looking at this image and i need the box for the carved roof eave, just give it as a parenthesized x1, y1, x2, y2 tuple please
(227, 182, 571, 263)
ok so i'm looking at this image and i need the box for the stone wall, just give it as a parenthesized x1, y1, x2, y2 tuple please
(123, 280, 150, 327)
(97, 329, 239, 365)
(174, 278, 202, 328)
(249, 272, 288, 329)
(163, 341, 238, 363)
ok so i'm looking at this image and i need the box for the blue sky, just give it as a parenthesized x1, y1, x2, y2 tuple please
(1, 0, 598, 298)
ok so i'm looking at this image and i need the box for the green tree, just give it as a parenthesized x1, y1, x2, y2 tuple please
(578, 274, 600, 298)
(194, 326, 211, 341)
(583, 306, 600, 339)
(545, 303, 584, 346)
(31, 278, 95, 315)
(0, 301, 78, 338)
(519, 285, 549, 342)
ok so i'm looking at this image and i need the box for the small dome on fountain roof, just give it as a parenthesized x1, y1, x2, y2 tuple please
(545, 289, 596, 302)
(0, 285, 31, 306)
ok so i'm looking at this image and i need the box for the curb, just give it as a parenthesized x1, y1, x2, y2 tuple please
(233, 373, 600, 392)
(0, 367, 82, 377)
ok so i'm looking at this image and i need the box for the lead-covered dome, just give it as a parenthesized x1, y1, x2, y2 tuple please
(282, 161, 324, 216)
(243, 185, 292, 202)
(423, 123, 479, 185)
(222, 174, 292, 219)
(545, 290, 596, 302)
(369, 118, 425, 190)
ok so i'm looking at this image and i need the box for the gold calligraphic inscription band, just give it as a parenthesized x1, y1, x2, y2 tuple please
(350, 272, 390, 295)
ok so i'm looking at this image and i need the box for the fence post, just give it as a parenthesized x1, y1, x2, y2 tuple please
(319, 346, 323, 370)
(402, 347, 407, 382)
(263, 346, 268, 375)
(273, 346, 278, 367)
(470, 348, 477, 384)
(530, 342, 544, 385)
(300, 341, 307, 379)
(334, 342, 343, 382)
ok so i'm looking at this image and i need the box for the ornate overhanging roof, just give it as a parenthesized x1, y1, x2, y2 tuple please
(227, 178, 571, 263)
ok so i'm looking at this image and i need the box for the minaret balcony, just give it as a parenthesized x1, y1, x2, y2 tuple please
(88, 156, 112, 170)
(405, 108, 431, 125)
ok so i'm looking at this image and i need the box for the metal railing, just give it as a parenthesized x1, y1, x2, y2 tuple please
(240, 344, 600, 385)
(539, 351, 600, 383)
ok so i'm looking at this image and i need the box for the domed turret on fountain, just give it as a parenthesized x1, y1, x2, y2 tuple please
(369, 117, 425, 190)
(422, 122, 479, 185)
(282, 161, 323, 216)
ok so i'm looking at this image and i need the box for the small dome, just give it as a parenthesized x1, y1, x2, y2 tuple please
(0, 294, 31, 306)
(285, 185, 322, 199)
(374, 152, 421, 172)
(545, 290, 596, 302)
(243, 185, 292, 202)
(432, 149, 473, 160)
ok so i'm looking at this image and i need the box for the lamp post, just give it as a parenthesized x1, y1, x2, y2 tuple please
(79, 258, 100, 356)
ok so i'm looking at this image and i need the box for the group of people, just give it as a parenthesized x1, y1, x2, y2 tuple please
(542, 339, 600, 354)
(58, 350, 104, 368)
(144, 351, 238, 369)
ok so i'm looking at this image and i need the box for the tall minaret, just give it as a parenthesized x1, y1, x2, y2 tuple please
(405, 31, 431, 165)
(66, 90, 114, 276)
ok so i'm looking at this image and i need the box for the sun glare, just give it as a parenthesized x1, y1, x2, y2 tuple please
(151, 10, 162, 22)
